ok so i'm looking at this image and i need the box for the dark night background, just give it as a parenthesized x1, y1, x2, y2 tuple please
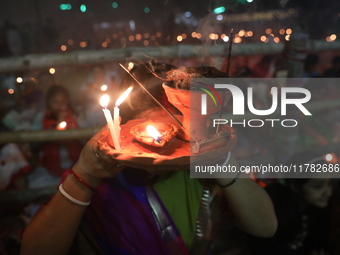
(1, 1, 340, 255)
(1, 0, 340, 54)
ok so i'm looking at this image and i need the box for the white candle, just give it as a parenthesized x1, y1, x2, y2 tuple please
(100, 94, 121, 151)
(113, 106, 120, 141)
(114, 86, 133, 140)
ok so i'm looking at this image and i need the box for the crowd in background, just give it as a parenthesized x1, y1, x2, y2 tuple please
(0, 14, 195, 57)
(0, 51, 340, 254)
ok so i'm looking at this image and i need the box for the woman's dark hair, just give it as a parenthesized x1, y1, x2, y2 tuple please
(45, 84, 71, 110)
(118, 61, 179, 123)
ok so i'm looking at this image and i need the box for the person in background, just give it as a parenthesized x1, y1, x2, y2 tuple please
(28, 85, 83, 188)
(21, 62, 277, 255)
(303, 54, 320, 78)
(330, 178, 340, 254)
(0, 143, 31, 191)
(323, 56, 340, 78)
(252, 55, 277, 78)
(0, 143, 32, 253)
(248, 150, 334, 255)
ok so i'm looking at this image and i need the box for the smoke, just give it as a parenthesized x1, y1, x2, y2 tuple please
(195, 13, 226, 67)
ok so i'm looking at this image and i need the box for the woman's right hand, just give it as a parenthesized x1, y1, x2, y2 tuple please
(21, 125, 123, 255)
(71, 126, 126, 188)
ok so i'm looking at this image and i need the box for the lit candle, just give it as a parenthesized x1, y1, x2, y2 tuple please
(114, 86, 133, 141)
(57, 121, 67, 130)
(146, 125, 162, 143)
(100, 94, 121, 151)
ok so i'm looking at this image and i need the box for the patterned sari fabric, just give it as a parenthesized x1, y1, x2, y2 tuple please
(73, 168, 225, 255)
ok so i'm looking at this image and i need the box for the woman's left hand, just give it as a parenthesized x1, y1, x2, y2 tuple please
(72, 126, 126, 188)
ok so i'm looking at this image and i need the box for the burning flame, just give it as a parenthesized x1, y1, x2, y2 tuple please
(116, 86, 133, 107)
(146, 125, 161, 142)
(101, 84, 108, 91)
(57, 121, 67, 130)
(324, 153, 338, 163)
(100, 94, 110, 108)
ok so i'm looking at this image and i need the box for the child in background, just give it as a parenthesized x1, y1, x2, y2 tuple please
(248, 150, 334, 255)
(28, 85, 83, 188)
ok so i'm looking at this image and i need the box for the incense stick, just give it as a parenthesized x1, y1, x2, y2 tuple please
(119, 63, 188, 133)
(225, 28, 234, 79)
(216, 29, 234, 133)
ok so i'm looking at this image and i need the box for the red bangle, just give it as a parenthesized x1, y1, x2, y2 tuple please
(69, 170, 96, 192)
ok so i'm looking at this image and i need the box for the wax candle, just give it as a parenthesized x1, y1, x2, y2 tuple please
(113, 106, 120, 141)
(114, 86, 133, 140)
(100, 94, 121, 151)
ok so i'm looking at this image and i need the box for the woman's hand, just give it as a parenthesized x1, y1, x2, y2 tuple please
(212, 153, 278, 238)
(72, 126, 126, 188)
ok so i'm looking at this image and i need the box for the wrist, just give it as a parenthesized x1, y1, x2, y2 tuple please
(215, 171, 241, 188)
(69, 170, 97, 192)
(212, 152, 242, 188)
(61, 174, 95, 203)
(72, 164, 101, 189)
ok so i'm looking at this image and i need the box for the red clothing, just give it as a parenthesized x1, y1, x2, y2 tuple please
(40, 109, 82, 176)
